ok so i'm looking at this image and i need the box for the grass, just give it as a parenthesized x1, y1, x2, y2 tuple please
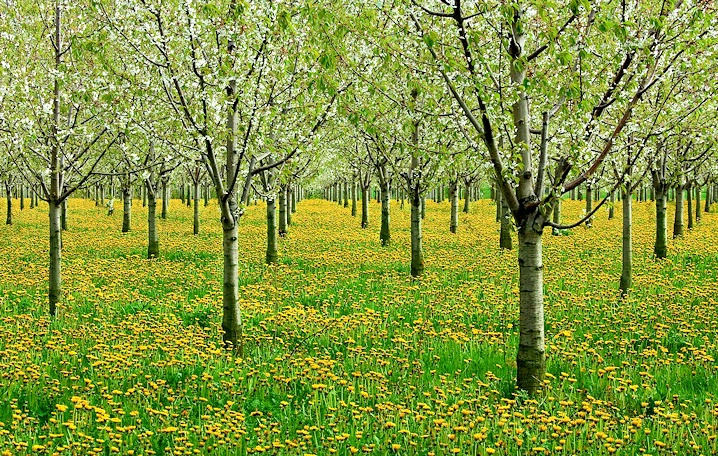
(0, 196, 717, 455)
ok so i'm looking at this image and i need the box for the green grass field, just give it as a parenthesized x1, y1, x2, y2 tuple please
(0, 198, 716, 455)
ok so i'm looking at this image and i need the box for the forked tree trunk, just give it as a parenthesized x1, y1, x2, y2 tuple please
(379, 179, 390, 246)
(619, 187, 632, 295)
(278, 187, 287, 237)
(654, 186, 667, 259)
(516, 215, 545, 393)
(449, 181, 458, 233)
(49, 200, 62, 317)
(673, 186, 684, 238)
(266, 196, 278, 263)
(361, 185, 369, 228)
(122, 186, 131, 232)
(193, 181, 200, 235)
(147, 183, 159, 259)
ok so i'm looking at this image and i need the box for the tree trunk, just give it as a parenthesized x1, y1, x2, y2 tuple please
(585, 184, 593, 227)
(147, 184, 159, 259)
(654, 186, 667, 259)
(5, 184, 12, 225)
(343, 181, 348, 208)
(291, 186, 296, 213)
(687, 185, 694, 230)
(516, 217, 545, 393)
(61, 199, 67, 231)
(421, 196, 425, 219)
(379, 179, 390, 246)
(705, 186, 711, 213)
(287, 187, 293, 226)
(619, 187, 632, 296)
(351, 180, 357, 217)
(49, 200, 62, 317)
(463, 184, 470, 213)
(449, 181, 458, 233)
(673, 186, 684, 238)
(695, 186, 701, 222)
(495, 189, 502, 223)
(361, 185, 369, 228)
(19, 187, 24, 211)
(266, 196, 278, 263)
(608, 191, 615, 220)
(122, 186, 131, 233)
(278, 187, 287, 237)
(193, 181, 200, 235)
(551, 198, 561, 235)
(500, 196, 512, 249)
(410, 184, 423, 277)
(161, 180, 168, 219)
(221, 210, 241, 352)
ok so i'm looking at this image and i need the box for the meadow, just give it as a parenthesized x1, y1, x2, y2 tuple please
(0, 197, 717, 455)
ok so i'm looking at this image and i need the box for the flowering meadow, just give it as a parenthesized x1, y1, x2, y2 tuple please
(0, 198, 717, 455)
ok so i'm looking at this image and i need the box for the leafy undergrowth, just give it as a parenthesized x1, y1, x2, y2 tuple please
(0, 197, 717, 455)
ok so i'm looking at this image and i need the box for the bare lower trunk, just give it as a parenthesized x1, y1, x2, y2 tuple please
(193, 181, 200, 235)
(695, 186, 701, 222)
(673, 186, 684, 238)
(410, 190, 424, 277)
(449, 182, 458, 233)
(161, 181, 168, 219)
(61, 199, 67, 230)
(705, 187, 711, 213)
(619, 187, 632, 296)
(495, 189, 501, 222)
(287, 187, 293, 226)
(266, 197, 278, 263)
(49, 200, 62, 317)
(585, 184, 593, 227)
(463, 184, 470, 213)
(500, 196, 512, 249)
(222, 215, 241, 351)
(343, 182, 348, 208)
(654, 188, 667, 259)
(278, 187, 287, 237)
(551, 198, 561, 235)
(516, 217, 545, 394)
(687, 185, 694, 230)
(361, 186, 369, 228)
(379, 180, 390, 246)
(19, 187, 24, 211)
(290, 186, 296, 213)
(608, 191, 615, 220)
(122, 187, 131, 233)
(147, 187, 159, 259)
(420, 196, 425, 219)
(5, 186, 11, 225)
(351, 181, 357, 217)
